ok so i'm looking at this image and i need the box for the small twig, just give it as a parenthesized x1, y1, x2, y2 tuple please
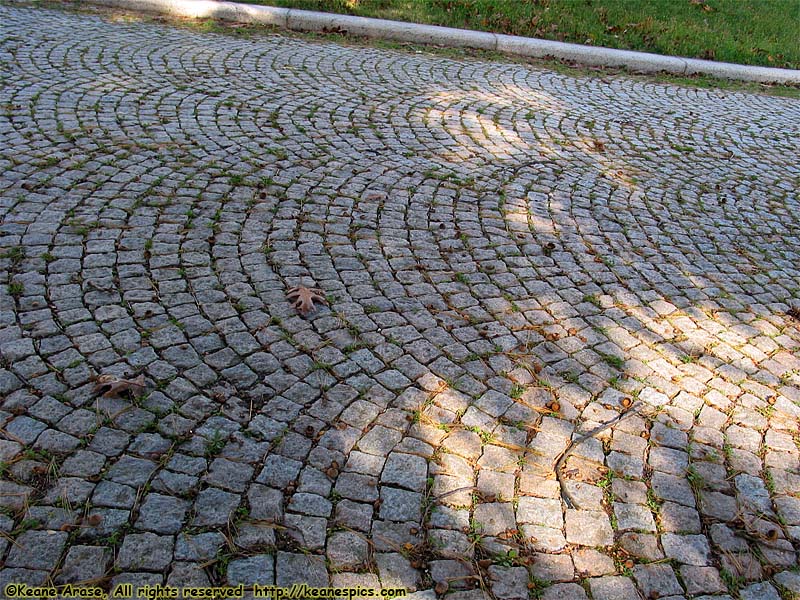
(553, 402, 642, 509)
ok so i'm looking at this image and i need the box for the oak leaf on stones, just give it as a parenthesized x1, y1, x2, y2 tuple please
(286, 285, 327, 316)
(93, 374, 147, 399)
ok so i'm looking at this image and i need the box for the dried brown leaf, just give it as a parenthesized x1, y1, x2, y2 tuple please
(93, 374, 146, 399)
(286, 285, 327, 316)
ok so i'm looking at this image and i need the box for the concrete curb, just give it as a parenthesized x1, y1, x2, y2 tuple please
(84, 0, 800, 85)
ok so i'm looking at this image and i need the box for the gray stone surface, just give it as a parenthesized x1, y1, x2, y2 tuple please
(192, 487, 240, 526)
(565, 510, 613, 546)
(633, 564, 683, 598)
(381, 452, 428, 491)
(56, 545, 111, 584)
(614, 502, 656, 532)
(540, 584, 589, 600)
(589, 576, 640, 600)
(227, 554, 275, 585)
(5, 531, 68, 571)
(774, 570, 800, 594)
(116, 533, 175, 571)
(326, 531, 370, 570)
(275, 552, 328, 586)
(135, 493, 189, 533)
(488, 565, 529, 599)
(679, 566, 726, 596)
(0, 4, 797, 593)
(662, 533, 712, 566)
(175, 532, 226, 561)
(739, 582, 781, 600)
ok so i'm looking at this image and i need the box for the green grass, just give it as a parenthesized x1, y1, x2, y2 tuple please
(238, 0, 800, 69)
(48, 0, 800, 97)
(601, 352, 625, 369)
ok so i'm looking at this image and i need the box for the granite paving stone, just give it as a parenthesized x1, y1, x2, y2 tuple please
(5, 531, 68, 571)
(116, 533, 175, 572)
(56, 545, 111, 584)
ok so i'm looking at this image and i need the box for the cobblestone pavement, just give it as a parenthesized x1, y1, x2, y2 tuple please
(1, 5, 800, 599)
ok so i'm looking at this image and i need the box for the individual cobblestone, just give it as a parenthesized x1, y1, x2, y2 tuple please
(5, 531, 68, 571)
(0, 3, 799, 595)
(56, 546, 111, 584)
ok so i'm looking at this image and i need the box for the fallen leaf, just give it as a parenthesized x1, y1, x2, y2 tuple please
(497, 528, 518, 539)
(93, 374, 146, 399)
(286, 285, 328, 316)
